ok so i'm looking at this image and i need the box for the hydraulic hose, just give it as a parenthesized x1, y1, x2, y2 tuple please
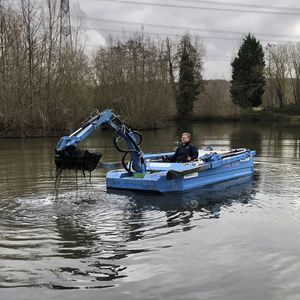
(121, 151, 133, 174)
(112, 130, 144, 173)
(112, 130, 142, 152)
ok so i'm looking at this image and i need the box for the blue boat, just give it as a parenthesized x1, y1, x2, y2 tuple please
(107, 174, 254, 208)
(55, 109, 255, 194)
(106, 148, 255, 193)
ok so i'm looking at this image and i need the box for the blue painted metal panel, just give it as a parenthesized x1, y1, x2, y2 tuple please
(106, 149, 255, 193)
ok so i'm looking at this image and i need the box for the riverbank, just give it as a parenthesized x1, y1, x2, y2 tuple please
(2, 111, 300, 138)
(0, 130, 66, 138)
(0, 105, 300, 138)
(177, 110, 300, 124)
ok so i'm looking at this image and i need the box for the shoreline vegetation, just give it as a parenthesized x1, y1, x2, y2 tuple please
(1, 1, 300, 138)
(2, 106, 300, 138)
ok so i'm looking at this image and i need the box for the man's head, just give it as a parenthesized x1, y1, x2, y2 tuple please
(181, 132, 190, 144)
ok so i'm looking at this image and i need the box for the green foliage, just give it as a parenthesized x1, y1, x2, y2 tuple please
(176, 34, 202, 116)
(231, 33, 266, 109)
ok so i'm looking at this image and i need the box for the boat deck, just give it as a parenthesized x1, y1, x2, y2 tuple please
(106, 148, 256, 193)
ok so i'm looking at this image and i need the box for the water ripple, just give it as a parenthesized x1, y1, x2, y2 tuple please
(0, 176, 256, 290)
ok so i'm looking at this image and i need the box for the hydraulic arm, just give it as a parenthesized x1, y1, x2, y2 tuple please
(55, 109, 146, 174)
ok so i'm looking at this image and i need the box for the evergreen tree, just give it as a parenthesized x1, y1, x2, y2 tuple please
(176, 34, 202, 116)
(231, 33, 265, 109)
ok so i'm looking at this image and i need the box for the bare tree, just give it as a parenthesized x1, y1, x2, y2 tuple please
(0, 0, 92, 136)
(165, 37, 177, 100)
(287, 43, 300, 105)
(265, 44, 289, 108)
(93, 32, 173, 128)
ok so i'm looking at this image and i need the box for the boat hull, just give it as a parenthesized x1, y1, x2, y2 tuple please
(106, 150, 255, 193)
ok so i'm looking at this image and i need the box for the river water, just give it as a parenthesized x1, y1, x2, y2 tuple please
(1, 122, 300, 300)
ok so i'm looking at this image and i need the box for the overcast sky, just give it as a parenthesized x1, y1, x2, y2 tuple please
(74, 0, 300, 79)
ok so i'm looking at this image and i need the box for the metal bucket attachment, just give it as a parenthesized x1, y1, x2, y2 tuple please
(55, 146, 102, 172)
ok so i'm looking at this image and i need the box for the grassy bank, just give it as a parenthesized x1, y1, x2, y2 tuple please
(2, 111, 300, 138)
(177, 109, 300, 124)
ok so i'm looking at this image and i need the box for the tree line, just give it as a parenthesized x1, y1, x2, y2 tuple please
(93, 34, 204, 127)
(1, 0, 299, 137)
(0, 0, 205, 136)
(0, 0, 96, 136)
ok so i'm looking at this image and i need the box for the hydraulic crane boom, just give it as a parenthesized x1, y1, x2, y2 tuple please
(55, 109, 146, 174)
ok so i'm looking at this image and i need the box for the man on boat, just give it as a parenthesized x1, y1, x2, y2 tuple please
(166, 132, 198, 163)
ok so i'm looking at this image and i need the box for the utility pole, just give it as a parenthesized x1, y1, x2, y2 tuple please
(59, 0, 72, 51)
(0, 0, 4, 81)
